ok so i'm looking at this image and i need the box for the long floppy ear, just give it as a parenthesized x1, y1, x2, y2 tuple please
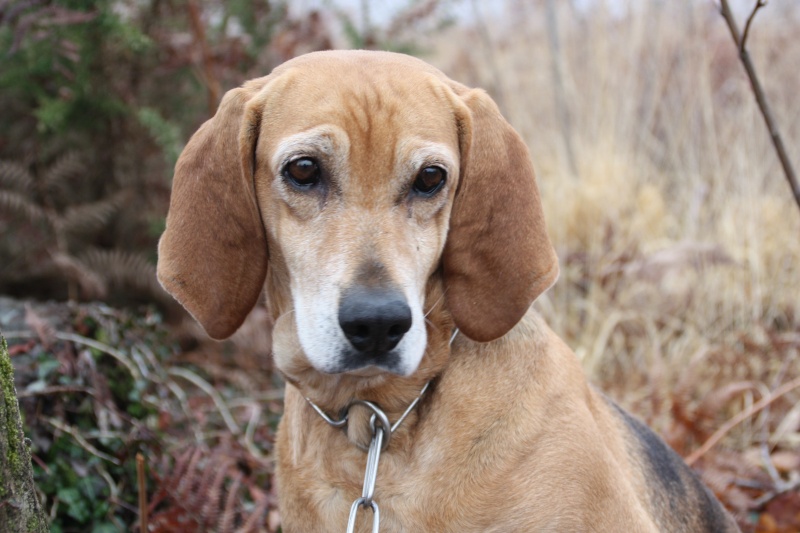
(157, 79, 270, 340)
(443, 89, 559, 342)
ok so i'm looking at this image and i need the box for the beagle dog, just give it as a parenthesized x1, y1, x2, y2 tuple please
(157, 50, 740, 532)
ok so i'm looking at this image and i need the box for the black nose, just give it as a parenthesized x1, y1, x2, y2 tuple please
(338, 287, 412, 356)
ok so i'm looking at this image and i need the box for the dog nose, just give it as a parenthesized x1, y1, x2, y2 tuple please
(338, 287, 412, 355)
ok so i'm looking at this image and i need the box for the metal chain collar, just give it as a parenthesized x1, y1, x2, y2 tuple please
(306, 382, 430, 533)
(303, 329, 458, 533)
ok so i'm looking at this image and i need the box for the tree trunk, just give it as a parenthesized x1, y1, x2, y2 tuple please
(0, 335, 49, 532)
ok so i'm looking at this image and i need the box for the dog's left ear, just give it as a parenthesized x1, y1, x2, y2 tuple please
(157, 78, 271, 340)
(443, 88, 559, 342)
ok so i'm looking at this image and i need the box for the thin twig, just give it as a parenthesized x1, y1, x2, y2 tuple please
(45, 417, 120, 465)
(168, 366, 241, 435)
(4, 329, 141, 379)
(165, 380, 205, 444)
(740, 0, 767, 52)
(186, 0, 221, 114)
(17, 385, 90, 398)
(758, 348, 793, 486)
(685, 374, 800, 465)
(137, 453, 148, 533)
(56, 331, 141, 378)
(752, 476, 800, 509)
(242, 401, 271, 464)
(718, 0, 800, 214)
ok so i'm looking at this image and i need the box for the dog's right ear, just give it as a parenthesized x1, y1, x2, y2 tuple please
(157, 78, 271, 340)
(442, 87, 559, 343)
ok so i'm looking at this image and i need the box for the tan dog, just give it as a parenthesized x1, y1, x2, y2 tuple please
(157, 50, 740, 532)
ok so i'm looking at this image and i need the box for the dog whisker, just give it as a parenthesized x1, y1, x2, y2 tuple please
(424, 317, 439, 331)
(424, 293, 446, 318)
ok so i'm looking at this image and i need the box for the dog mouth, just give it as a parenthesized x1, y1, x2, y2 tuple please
(336, 365, 389, 378)
(329, 346, 406, 376)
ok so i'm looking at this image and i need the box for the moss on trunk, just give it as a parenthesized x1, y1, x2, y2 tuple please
(0, 335, 49, 532)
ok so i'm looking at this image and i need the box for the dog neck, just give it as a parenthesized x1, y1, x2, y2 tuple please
(301, 327, 457, 452)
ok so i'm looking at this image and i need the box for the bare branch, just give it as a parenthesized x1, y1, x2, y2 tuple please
(740, 0, 767, 52)
(719, 0, 800, 214)
(186, 0, 221, 115)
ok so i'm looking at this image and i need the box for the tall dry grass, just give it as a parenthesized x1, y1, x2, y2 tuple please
(430, 0, 800, 519)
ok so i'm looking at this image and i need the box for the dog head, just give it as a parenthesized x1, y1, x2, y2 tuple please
(157, 50, 558, 380)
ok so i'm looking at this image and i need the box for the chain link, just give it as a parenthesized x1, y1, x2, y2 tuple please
(345, 425, 384, 533)
(346, 497, 379, 533)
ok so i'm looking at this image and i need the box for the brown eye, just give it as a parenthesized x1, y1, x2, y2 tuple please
(413, 166, 446, 196)
(283, 158, 320, 189)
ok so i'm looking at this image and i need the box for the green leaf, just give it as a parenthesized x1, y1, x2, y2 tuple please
(34, 97, 73, 134)
(57, 486, 91, 523)
(37, 358, 61, 381)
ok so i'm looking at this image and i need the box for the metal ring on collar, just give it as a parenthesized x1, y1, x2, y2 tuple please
(348, 399, 392, 449)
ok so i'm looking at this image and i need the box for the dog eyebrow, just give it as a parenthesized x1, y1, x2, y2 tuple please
(398, 140, 458, 174)
(271, 126, 350, 172)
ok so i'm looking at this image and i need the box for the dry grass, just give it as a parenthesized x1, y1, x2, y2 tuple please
(429, 1, 800, 528)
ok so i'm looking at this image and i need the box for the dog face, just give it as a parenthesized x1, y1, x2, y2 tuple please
(255, 75, 461, 375)
(157, 51, 558, 379)
(255, 100, 459, 375)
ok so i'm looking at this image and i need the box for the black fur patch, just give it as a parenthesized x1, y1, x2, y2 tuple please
(608, 400, 735, 532)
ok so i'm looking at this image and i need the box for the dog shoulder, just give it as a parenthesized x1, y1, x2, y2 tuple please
(604, 397, 740, 532)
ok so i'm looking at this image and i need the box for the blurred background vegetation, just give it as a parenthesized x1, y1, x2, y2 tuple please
(1, 0, 799, 531)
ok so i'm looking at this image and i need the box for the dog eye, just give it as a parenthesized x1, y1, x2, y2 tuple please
(413, 166, 446, 196)
(283, 158, 320, 189)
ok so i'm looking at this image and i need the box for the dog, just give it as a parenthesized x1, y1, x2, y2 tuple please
(157, 50, 740, 532)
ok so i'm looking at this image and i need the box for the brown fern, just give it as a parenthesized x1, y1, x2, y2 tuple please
(0, 189, 51, 227)
(146, 446, 270, 533)
(40, 151, 87, 202)
(0, 160, 35, 194)
(0, 154, 145, 302)
(49, 252, 107, 300)
(78, 248, 174, 308)
(58, 192, 128, 239)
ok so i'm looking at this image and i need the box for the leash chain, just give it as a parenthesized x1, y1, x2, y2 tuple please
(306, 382, 429, 533)
(304, 329, 458, 533)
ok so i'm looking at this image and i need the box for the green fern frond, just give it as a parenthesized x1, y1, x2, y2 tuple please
(0, 160, 35, 194)
(137, 107, 183, 168)
(0, 190, 53, 227)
